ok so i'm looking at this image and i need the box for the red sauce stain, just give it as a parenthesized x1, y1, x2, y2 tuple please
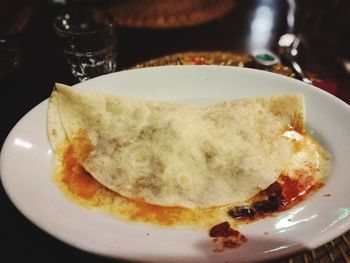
(189, 57, 208, 65)
(127, 198, 190, 226)
(280, 175, 301, 203)
(59, 132, 209, 226)
(194, 59, 208, 65)
(58, 130, 324, 253)
(228, 174, 323, 221)
(61, 131, 102, 199)
(278, 174, 323, 211)
(209, 221, 247, 252)
(62, 147, 195, 225)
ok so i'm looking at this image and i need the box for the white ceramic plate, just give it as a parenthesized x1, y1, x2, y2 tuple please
(1, 66, 350, 263)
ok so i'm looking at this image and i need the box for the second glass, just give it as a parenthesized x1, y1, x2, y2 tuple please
(53, 10, 116, 82)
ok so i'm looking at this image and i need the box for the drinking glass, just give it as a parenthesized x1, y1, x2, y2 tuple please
(53, 10, 116, 81)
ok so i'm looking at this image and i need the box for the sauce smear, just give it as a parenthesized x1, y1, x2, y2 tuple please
(54, 129, 326, 254)
(228, 174, 323, 221)
(57, 132, 225, 227)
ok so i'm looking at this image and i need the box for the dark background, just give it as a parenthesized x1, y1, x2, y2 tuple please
(1, 0, 350, 262)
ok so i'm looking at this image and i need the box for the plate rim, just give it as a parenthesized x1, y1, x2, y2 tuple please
(1, 65, 350, 262)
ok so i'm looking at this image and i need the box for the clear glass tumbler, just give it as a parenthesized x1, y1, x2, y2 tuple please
(53, 10, 116, 81)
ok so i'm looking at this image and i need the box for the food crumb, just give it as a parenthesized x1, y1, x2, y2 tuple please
(146, 233, 149, 236)
(263, 231, 269, 235)
(288, 218, 292, 221)
(323, 194, 331, 197)
(209, 221, 247, 252)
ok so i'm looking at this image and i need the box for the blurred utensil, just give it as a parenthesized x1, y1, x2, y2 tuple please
(278, 33, 312, 84)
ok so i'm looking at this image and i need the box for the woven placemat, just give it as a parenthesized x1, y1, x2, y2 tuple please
(104, 0, 235, 29)
(133, 51, 295, 77)
(133, 51, 350, 263)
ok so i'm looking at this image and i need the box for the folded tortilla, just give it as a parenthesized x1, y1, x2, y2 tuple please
(48, 83, 326, 208)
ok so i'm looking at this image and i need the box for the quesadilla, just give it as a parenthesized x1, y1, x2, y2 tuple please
(48, 83, 330, 210)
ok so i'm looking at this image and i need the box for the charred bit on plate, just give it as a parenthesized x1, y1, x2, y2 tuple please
(227, 175, 322, 221)
(209, 221, 247, 252)
(228, 182, 287, 220)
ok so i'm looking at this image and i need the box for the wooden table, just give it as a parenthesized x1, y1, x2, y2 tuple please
(1, 0, 349, 262)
